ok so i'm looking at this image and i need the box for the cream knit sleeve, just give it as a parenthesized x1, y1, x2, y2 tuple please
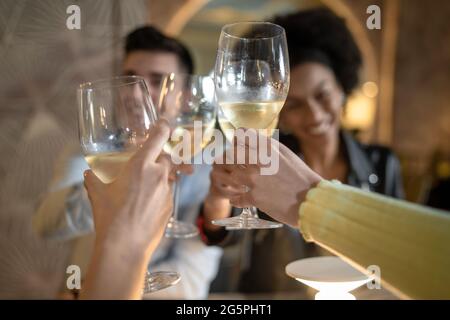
(298, 180, 450, 299)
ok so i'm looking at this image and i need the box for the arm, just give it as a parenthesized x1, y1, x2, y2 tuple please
(83, 231, 153, 300)
(298, 180, 450, 299)
(147, 164, 223, 299)
(228, 130, 450, 299)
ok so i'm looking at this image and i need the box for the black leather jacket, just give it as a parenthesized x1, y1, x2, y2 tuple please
(208, 130, 405, 293)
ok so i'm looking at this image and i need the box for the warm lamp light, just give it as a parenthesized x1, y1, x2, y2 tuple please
(362, 81, 379, 98)
(341, 82, 378, 131)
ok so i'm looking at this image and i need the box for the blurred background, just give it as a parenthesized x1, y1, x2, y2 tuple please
(0, 0, 449, 298)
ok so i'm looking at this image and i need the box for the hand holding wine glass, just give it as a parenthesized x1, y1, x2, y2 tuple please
(83, 120, 173, 249)
(78, 75, 181, 294)
(213, 22, 290, 230)
(81, 120, 173, 299)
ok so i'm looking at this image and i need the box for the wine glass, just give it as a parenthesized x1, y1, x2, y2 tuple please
(77, 75, 180, 293)
(213, 22, 289, 230)
(158, 73, 217, 238)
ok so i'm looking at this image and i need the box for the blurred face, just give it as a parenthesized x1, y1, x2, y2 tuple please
(122, 50, 183, 107)
(280, 62, 345, 145)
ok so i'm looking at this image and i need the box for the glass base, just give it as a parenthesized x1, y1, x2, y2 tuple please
(165, 219, 199, 238)
(143, 271, 181, 294)
(212, 215, 283, 230)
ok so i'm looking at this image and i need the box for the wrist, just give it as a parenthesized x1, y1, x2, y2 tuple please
(95, 228, 154, 262)
(84, 233, 152, 300)
(292, 175, 323, 228)
(203, 195, 231, 232)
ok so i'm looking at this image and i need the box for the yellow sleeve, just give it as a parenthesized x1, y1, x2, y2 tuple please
(298, 180, 450, 299)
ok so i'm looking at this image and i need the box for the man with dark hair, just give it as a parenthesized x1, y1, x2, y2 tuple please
(122, 26, 194, 105)
(33, 25, 221, 299)
(125, 26, 194, 72)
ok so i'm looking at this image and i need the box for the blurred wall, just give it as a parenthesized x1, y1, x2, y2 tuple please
(0, 0, 148, 216)
(0, 0, 149, 298)
(392, 0, 450, 201)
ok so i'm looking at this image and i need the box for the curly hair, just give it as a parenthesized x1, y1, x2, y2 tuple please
(125, 25, 194, 74)
(273, 8, 362, 95)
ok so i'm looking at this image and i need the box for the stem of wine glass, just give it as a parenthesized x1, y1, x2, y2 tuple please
(240, 207, 254, 219)
(250, 206, 259, 218)
(172, 171, 181, 221)
(165, 170, 199, 238)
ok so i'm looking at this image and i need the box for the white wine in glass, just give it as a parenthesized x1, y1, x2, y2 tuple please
(158, 73, 217, 238)
(219, 100, 283, 130)
(213, 22, 290, 230)
(78, 75, 180, 294)
(218, 106, 279, 143)
(85, 151, 135, 184)
(163, 122, 215, 161)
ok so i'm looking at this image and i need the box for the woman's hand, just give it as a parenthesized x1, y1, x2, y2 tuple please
(226, 130, 322, 227)
(81, 119, 173, 299)
(202, 160, 247, 231)
(84, 120, 173, 253)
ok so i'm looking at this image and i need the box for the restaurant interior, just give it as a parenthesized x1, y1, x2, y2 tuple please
(0, 0, 449, 300)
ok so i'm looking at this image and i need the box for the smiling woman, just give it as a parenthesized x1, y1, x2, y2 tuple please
(273, 8, 403, 196)
(199, 8, 405, 294)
